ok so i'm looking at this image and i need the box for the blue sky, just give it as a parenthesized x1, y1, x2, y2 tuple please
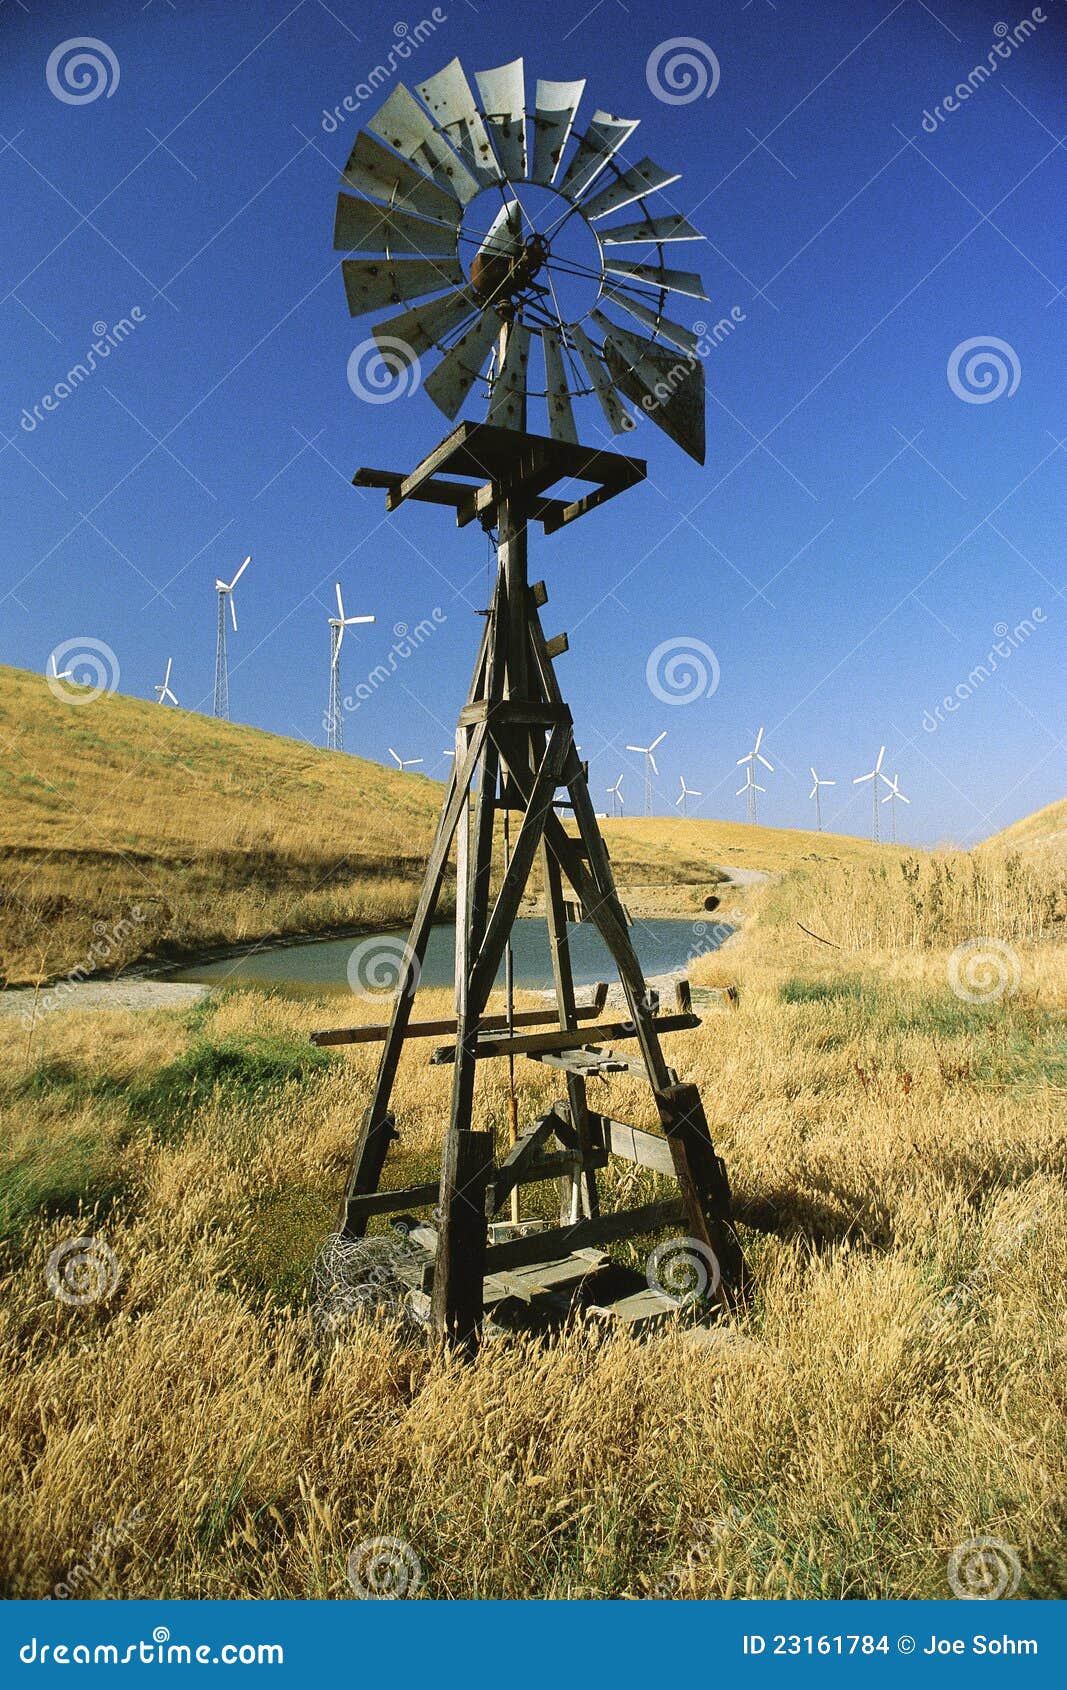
(1, 0, 1064, 845)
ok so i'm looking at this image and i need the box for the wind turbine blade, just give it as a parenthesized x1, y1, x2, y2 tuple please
(675, 792, 683, 807)
(541, 328, 578, 444)
(600, 285, 700, 355)
(581, 157, 681, 221)
(388, 747, 401, 766)
(531, 77, 586, 185)
(650, 731, 666, 750)
(809, 785, 818, 800)
(340, 129, 462, 226)
(648, 753, 659, 776)
(487, 320, 531, 430)
(853, 772, 872, 784)
(408, 758, 424, 767)
(230, 555, 250, 588)
(568, 323, 632, 435)
(423, 308, 500, 420)
(474, 59, 526, 180)
(229, 597, 237, 632)
(757, 754, 774, 772)
(344, 615, 375, 626)
(365, 83, 479, 205)
(605, 260, 709, 300)
(341, 257, 466, 318)
(690, 789, 702, 797)
(810, 768, 819, 783)
(736, 754, 750, 766)
(754, 727, 765, 750)
(335, 622, 345, 656)
(754, 781, 766, 793)
(875, 745, 886, 772)
(560, 108, 640, 200)
(335, 582, 345, 619)
(415, 57, 501, 187)
(625, 745, 644, 755)
(824, 779, 837, 787)
(898, 792, 911, 804)
(372, 287, 478, 359)
(333, 193, 458, 257)
(599, 212, 704, 245)
(163, 658, 172, 687)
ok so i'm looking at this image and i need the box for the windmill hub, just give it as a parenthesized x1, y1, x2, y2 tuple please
(469, 230, 549, 306)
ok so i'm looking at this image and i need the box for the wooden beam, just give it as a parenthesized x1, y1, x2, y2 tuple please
(312, 985, 608, 1047)
(482, 1199, 684, 1273)
(589, 1114, 676, 1177)
(430, 1129, 494, 1351)
(343, 1179, 441, 1219)
(429, 1012, 699, 1065)
(353, 467, 475, 511)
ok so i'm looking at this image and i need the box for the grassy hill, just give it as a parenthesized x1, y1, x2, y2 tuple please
(0, 662, 894, 984)
(986, 796, 1067, 857)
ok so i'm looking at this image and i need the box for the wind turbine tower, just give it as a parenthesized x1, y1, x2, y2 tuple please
(881, 773, 910, 843)
(326, 582, 375, 752)
(808, 767, 836, 832)
(736, 727, 773, 824)
(625, 731, 665, 816)
(853, 745, 886, 842)
(676, 774, 702, 818)
(213, 555, 250, 720)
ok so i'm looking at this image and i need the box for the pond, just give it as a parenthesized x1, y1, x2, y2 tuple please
(171, 915, 733, 997)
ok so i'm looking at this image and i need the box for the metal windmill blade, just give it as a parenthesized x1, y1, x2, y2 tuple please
(332, 58, 711, 453)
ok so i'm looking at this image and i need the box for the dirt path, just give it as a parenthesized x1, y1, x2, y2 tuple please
(0, 980, 209, 1020)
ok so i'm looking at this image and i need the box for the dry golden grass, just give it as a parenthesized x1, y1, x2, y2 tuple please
(1, 843, 1064, 1599)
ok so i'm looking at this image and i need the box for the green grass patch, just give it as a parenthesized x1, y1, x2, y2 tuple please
(778, 976, 871, 1005)
(0, 1124, 132, 1243)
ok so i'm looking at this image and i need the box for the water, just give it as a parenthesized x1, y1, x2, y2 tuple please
(171, 916, 732, 997)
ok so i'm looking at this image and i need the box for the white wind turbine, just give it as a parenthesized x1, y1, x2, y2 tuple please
(736, 761, 766, 823)
(47, 651, 73, 682)
(880, 772, 910, 843)
(736, 727, 773, 824)
(853, 745, 886, 841)
(326, 582, 374, 753)
(808, 767, 836, 832)
(389, 746, 424, 773)
(676, 774, 702, 818)
(625, 730, 665, 816)
(607, 774, 625, 818)
(213, 554, 250, 720)
(154, 657, 178, 706)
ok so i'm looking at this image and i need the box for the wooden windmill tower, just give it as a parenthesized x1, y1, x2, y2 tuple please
(314, 57, 743, 1347)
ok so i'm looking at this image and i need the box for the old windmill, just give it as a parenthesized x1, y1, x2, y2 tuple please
(314, 56, 742, 1347)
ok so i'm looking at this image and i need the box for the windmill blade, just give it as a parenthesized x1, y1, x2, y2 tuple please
(531, 78, 585, 185)
(809, 783, 818, 800)
(340, 129, 462, 226)
(541, 328, 578, 444)
(344, 614, 375, 627)
(897, 791, 911, 805)
(163, 657, 172, 688)
(756, 754, 774, 771)
(689, 788, 702, 797)
(736, 753, 750, 766)
(388, 747, 402, 766)
(675, 790, 684, 807)
(230, 555, 250, 588)
(334, 621, 346, 658)
(735, 781, 748, 798)
(648, 752, 659, 776)
(559, 109, 640, 201)
(407, 758, 424, 768)
(625, 745, 644, 755)
(604, 259, 709, 300)
(581, 157, 681, 222)
(753, 781, 766, 793)
(229, 597, 238, 632)
(335, 582, 345, 619)
(600, 286, 699, 357)
(853, 772, 874, 784)
(810, 767, 819, 783)
(487, 321, 530, 430)
(372, 287, 478, 359)
(341, 256, 465, 317)
(163, 688, 177, 705)
(333, 194, 458, 258)
(569, 324, 632, 436)
(598, 317, 705, 464)
(474, 59, 526, 180)
(416, 57, 501, 187)
(650, 731, 666, 751)
(823, 778, 837, 787)
(423, 308, 501, 420)
(476, 197, 522, 261)
(365, 83, 479, 205)
(754, 727, 765, 750)
(599, 213, 703, 245)
(875, 745, 886, 772)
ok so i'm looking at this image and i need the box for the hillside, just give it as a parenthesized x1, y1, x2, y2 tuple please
(986, 796, 1067, 857)
(0, 663, 894, 984)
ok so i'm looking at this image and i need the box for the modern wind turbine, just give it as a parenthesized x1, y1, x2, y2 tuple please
(154, 657, 178, 706)
(607, 774, 625, 818)
(736, 761, 766, 824)
(625, 731, 665, 816)
(736, 727, 773, 824)
(388, 746, 424, 773)
(880, 772, 910, 843)
(213, 555, 250, 720)
(853, 745, 886, 841)
(808, 767, 836, 832)
(675, 774, 701, 817)
(47, 652, 73, 682)
(326, 582, 375, 752)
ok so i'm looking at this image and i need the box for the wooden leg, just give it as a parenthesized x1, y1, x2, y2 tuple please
(430, 1128, 495, 1352)
(657, 1082, 745, 1293)
(541, 841, 599, 1221)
